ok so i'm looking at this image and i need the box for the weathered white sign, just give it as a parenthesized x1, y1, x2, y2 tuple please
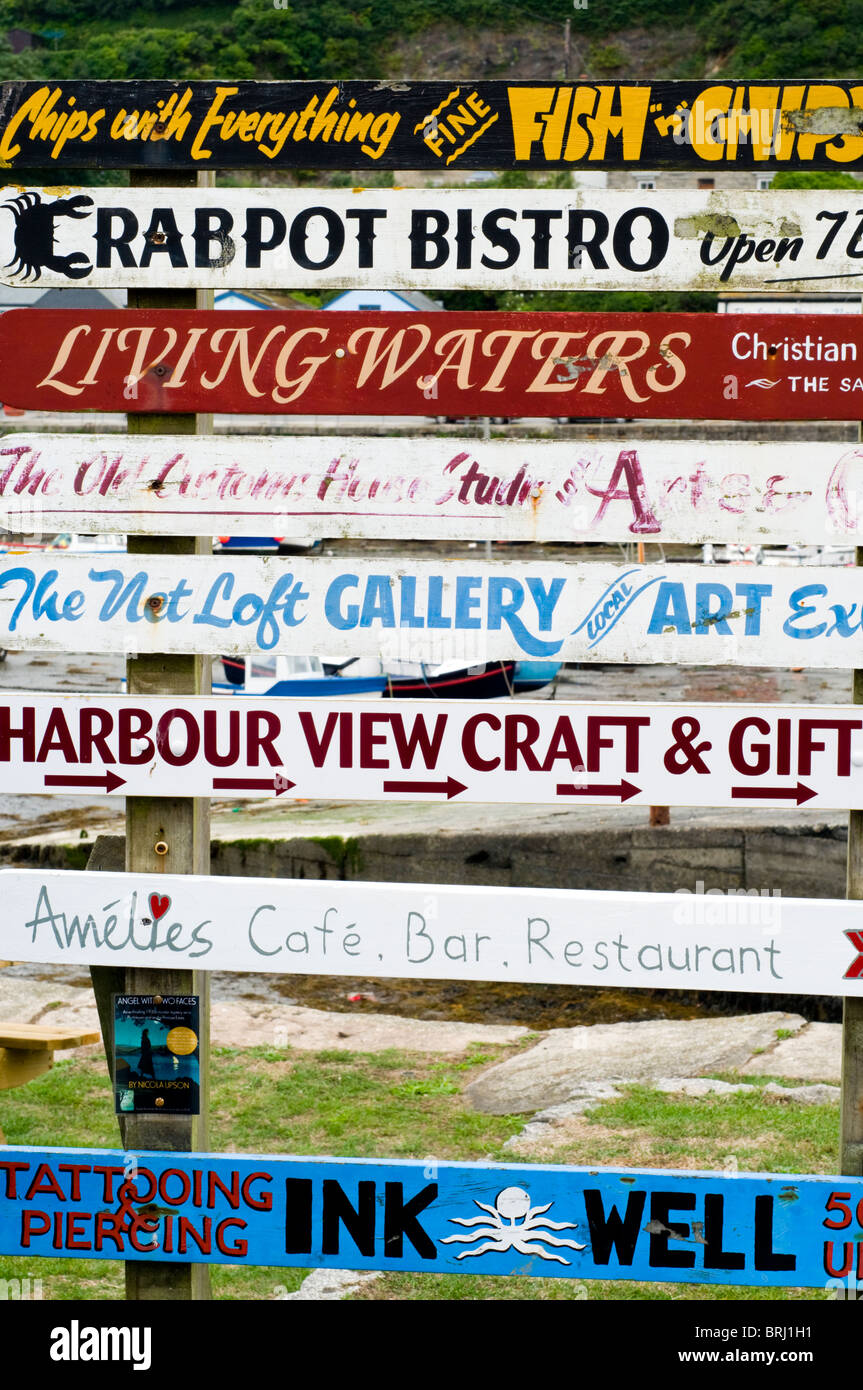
(2, 867, 861, 997)
(4, 434, 863, 546)
(4, 695, 863, 809)
(2, 554, 863, 667)
(4, 187, 863, 291)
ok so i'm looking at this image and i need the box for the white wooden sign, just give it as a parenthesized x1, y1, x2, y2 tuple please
(2, 867, 861, 997)
(5, 187, 863, 291)
(2, 554, 863, 668)
(3, 695, 863, 809)
(4, 433, 863, 546)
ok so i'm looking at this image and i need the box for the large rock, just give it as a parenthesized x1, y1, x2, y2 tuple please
(0, 972, 527, 1055)
(743, 1023, 841, 1082)
(465, 1011, 807, 1114)
(208, 1001, 526, 1052)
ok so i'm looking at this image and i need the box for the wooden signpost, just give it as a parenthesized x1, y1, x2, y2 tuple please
(3, 696, 863, 811)
(1, 80, 861, 172)
(2, 867, 861, 999)
(4, 554, 863, 668)
(3, 433, 863, 543)
(0, 1143, 858, 1289)
(103, 163, 214, 1303)
(4, 188, 863, 292)
(2, 72, 863, 1309)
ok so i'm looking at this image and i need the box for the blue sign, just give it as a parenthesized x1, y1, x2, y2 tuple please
(0, 1146, 859, 1287)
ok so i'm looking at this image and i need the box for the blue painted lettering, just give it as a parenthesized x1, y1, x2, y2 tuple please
(90, 569, 148, 624)
(454, 576, 482, 629)
(427, 575, 451, 630)
(360, 574, 396, 628)
(784, 584, 828, 640)
(324, 574, 359, 630)
(694, 582, 734, 635)
(399, 576, 424, 628)
(735, 582, 772, 636)
(193, 572, 235, 631)
(825, 603, 862, 638)
(0, 568, 87, 632)
(526, 577, 566, 630)
(647, 581, 691, 636)
(0, 565, 36, 631)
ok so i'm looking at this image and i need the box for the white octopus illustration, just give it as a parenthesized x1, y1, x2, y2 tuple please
(442, 1186, 586, 1264)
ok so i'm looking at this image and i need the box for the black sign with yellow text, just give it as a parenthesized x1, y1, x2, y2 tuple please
(0, 80, 862, 171)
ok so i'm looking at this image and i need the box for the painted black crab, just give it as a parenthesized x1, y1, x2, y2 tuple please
(3, 190, 93, 282)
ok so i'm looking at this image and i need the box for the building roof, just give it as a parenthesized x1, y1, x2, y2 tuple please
(0, 286, 44, 309)
(323, 288, 443, 311)
(0, 285, 126, 312)
(34, 287, 126, 310)
(214, 289, 310, 311)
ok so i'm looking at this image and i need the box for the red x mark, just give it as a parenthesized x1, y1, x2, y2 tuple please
(844, 930, 863, 980)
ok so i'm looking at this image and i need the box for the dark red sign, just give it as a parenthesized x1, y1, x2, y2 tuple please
(3, 310, 863, 419)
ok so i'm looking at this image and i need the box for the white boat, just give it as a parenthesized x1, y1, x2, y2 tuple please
(216, 653, 386, 698)
(47, 532, 128, 555)
(702, 542, 855, 566)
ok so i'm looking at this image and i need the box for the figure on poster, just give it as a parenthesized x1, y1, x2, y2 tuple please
(138, 1027, 155, 1079)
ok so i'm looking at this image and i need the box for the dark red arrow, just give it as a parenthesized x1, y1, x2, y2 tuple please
(44, 771, 125, 793)
(382, 777, 467, 799)
(845, 931, 863, 980)
(213, 775, 296, 795)
(556, 780, 640, 802)
(731, 783, 816, 805)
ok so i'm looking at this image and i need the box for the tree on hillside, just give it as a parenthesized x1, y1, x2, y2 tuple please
(771, 171, 863, 189)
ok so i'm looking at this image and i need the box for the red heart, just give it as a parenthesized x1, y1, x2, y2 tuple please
(149, 893, 170, 922)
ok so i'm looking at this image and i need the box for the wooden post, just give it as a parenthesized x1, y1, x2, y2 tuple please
(125, 170, 212, 1299)
(843, 561, 863, 1177)
(841, 367, 863, 1177)
(639, 540, 671, 828)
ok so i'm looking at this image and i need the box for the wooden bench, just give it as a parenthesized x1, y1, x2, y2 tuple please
(0, 1023, 101, 1142)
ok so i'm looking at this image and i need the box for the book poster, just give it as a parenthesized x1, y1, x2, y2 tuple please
(113, 995, 200, 1115)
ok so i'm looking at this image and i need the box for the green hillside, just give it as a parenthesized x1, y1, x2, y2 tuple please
(0, 0, 859, 82)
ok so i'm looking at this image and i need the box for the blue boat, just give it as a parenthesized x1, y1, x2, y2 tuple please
(217, 655, 561, 699)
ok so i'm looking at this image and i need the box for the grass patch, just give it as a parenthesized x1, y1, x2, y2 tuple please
(350, 1273, 820, 1302)
(0, 1048, 842, 1302)
(579, 1085, 838, 1174)
(210, 1045, 519, 1159)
